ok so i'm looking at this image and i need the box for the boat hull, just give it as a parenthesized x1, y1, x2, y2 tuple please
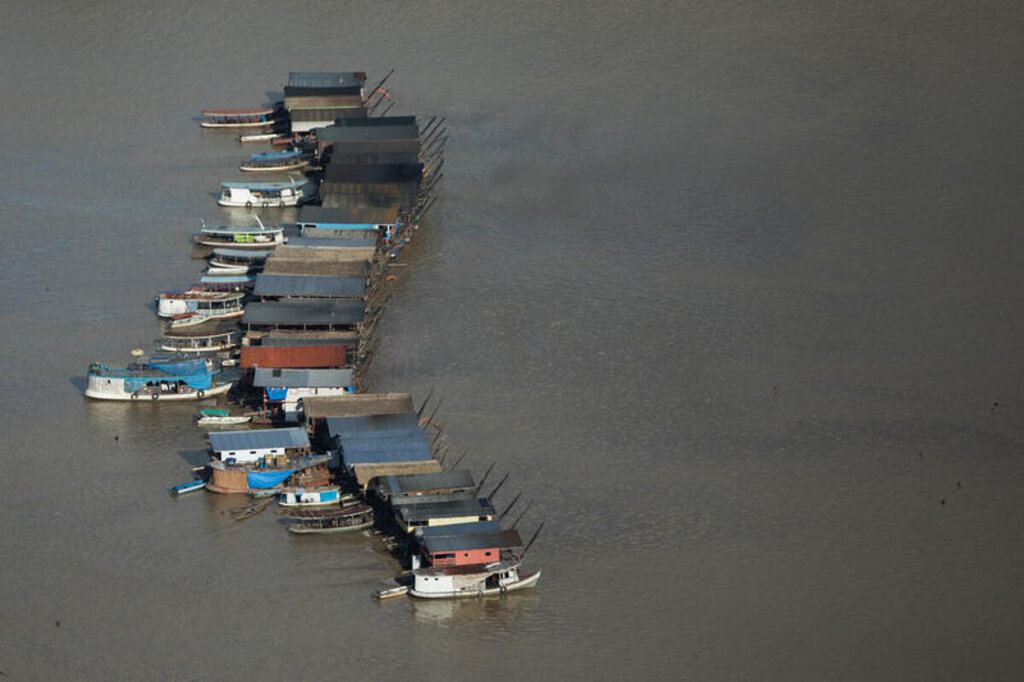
(84, 381, 232, 402)
(409, 569, 541, 600)
(239, 161, 310, 173)
(286, 519, 373, 534)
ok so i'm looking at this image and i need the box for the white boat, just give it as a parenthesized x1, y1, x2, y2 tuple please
(161, 322, 240, 353)
(278, 485, 349, 507)
(217, 178, 315, 208)
(85, 355, 233, 402)
(195, 224, 285, 249)
(238, 132, 278, 143)
(156, 289, 245, 320)
(208, 247, 272, 271)
(409, 560, 541, 599)
(239, 150, 310, 173)
(195, 409, 252, 427)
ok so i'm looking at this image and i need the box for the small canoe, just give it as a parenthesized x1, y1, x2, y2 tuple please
(169, 480, 207, 496)
(373, 584, 410, 600)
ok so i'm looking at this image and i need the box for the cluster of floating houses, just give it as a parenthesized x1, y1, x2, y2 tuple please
(86, 71, 540, 601)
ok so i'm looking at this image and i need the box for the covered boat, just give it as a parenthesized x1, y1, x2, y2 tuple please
(239, 150, 311, 173)
(156, 289, 245, 320)
(85, 356, 232, 402)
(217, 179, 316, 208)
(200, 108, 275, 128)
(278, 485, 350, 507)
(209, 248, 272, 271)
(408, 559, 540, 599)
(194, 225, 285, 249)
(161, 321, 240, 353)
(285, 504, 374, 534)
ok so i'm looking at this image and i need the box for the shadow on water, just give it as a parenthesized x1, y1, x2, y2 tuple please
(177, 448, 209, 468)
(69, 375, 87, 392)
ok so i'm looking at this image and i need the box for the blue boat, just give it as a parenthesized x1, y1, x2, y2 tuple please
(169, 480, 207, 496)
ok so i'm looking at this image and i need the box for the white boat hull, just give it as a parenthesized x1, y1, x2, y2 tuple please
(85, 381, 232, 402)
(409, 569, 541, 600)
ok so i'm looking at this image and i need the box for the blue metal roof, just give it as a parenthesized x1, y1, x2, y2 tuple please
(242, 300, 366, 327)
(208, 427, 309, 453)
(220, 180, 310, 190)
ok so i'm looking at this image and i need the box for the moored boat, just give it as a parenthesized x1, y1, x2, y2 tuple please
(278, 485, 350, 507)
(408, 560, 541, 599)
(239, 150, 311, 173)
(285, 504, 374, 534)
(195, 409, 252, 427)
(169, 479, 207, 496)
(217, 179, 315, 208)
(85, 355, 232, 402)
(208, 247, 272, 271)
(162, 322, 240, 353)
(156, 288, 245, 320)
(200, 108, 275, 129)
(195, 225, 285, 248)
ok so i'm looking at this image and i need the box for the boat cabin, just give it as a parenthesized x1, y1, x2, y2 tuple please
(252, 367, 354, 421)
(195, 225, 285, 249)
(415, 529, 524, 569)
(218, 179, 315, 208)
(371, 470, 476, 502)
(156, 289, 245, 319)
(161, 322, 240, 353)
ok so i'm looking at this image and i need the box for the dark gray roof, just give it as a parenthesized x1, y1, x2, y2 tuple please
(331, 116, 417, 127)
(376, 470, 476, 496)
(389, 491, 478, 507)
(297, 205, 400, 226)
(315, 125, 419, 142)
(416, 520, 503, 538)
(342, 444, 434, 465)
(325, 413, 420, 436)
(208, 427, 309, 452)
(288, 72, 366, 88)
(262, 335, 359, 347)
(421, 529, 524, 554)
(323, 163, 423, 184)
(397, 498, 496, 523)
(325, 139, 421, 155)
(253, 274, 366, 298)
(242, 300, 365, 327)
(253, 368, 353, 388)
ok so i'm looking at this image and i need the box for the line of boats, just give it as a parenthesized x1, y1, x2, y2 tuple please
(89, 70, 539, 602)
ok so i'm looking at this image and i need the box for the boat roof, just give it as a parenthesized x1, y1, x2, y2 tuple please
(326, 413, 420, 436)
(253, 367, 353, 388)
(415, 520, 503, 539)
(220, 180, 310, 189)
(163, 321, 240, 338)
(252, 273, 366, 298)
(390, 491, 479, 507)
(375, 470, 476, 496)
(262, 334, 359, 347)
(315, 125, 420, 142)
(211, 248, 274, 259)
(421, 530, 524, 554)
(288, 72, 366, 88)
(199, 274, 254, 284)
(297, 205, 400, 226)
(202, 225, 283, 235)
(249, 150, 305, 160)
(397, 498, 496, 523)
(240, 344, 348, 369)
(242, 300, 366, 326)
(159, 290, 244, 300)
(208, 426, 309, 452)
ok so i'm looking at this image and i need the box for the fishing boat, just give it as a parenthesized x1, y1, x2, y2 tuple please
(278, 485, 350, 507)
(217, 178, 315, 208)
(85, 354, 232, 402)
(239, 150, 310, 173)
(372, 581, 411, 600)
(285, 504, 374, 534)
(200, 108, 275, 129)
(194, 224, 285, 248)
(161, 321, 240, 352)
(238, 132, 278, 143)
(169, 479, 207, 496)
(195, 409, 252, 427)
(408, 559, 541, 599)
(156, 289, 245, 320)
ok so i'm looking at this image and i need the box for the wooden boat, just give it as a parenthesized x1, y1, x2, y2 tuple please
(238, 132, 278, 143)
(239, 150, 310, 173)
(156, 288, 245, 320)
(285, 504, 374, 534)
(169, 480, 207, 496)
(195, 409, 252, 427)
(200, 108, 275, 129)
(372, 583, 410, 600)
(195, 224, 285, 248)
(217, 179, 315, 208)
(230, 496, 274, 520)
(408, 560, 541, 600)
(208, 247, 272, 271)
(162, 322, 240, 353)
(85, 355, 232, 402)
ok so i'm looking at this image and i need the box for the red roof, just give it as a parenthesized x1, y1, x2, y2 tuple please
(240, 345, 348, 369)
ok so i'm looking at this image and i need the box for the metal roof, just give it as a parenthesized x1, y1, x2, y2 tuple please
(239, 345, 348, 369)
(242, 300, 365, 327)
(210, 248, 273, 260)
(397, 498, 496, 523)
(315, 124, 419, 142)
(208, 427, 309, 453)
(421, 530, 524, 554)
(376, 470, 476, 496)
(389, 491, 478, 507)
(283, 237, 378, 249)
(297, 204, 400, 226)
(325, 413, 420, 436)
(341, 443, 434, 465)
(330, 116, 418, 128)
(253, 274, 366, 298)
(262, 336, 358, 347)
(220, 180, 310, 190)
(323, 163, 423, 183)
(288, 72, 366, 88)
(252, 367, 353, 388)
(415, 520, 503, 539)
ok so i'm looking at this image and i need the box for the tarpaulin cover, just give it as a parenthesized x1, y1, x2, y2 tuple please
(147, 359, 208, 375)
(247, 470, 296, 489)
(265, 387, 289, 401)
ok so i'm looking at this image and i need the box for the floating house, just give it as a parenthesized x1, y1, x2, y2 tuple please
(372, 470, 476, 502)
(414, 529, 523, 569)
(284, 71, 368, 132)
(241, 300, 366, 331)
(325, 413, 440, 488)
(205, 427, 330, 494)
(394, 498, 497, 534)
(252, 273, 367, 300)
(239, 150, 310, 173)
(252, 367, 354, 420)
(296, 205, 400, 243)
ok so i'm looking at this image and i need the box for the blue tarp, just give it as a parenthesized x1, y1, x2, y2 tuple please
(265, 387, 289, 401)
(247, 470, 297, 489)
(147, 359, 208, 375)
